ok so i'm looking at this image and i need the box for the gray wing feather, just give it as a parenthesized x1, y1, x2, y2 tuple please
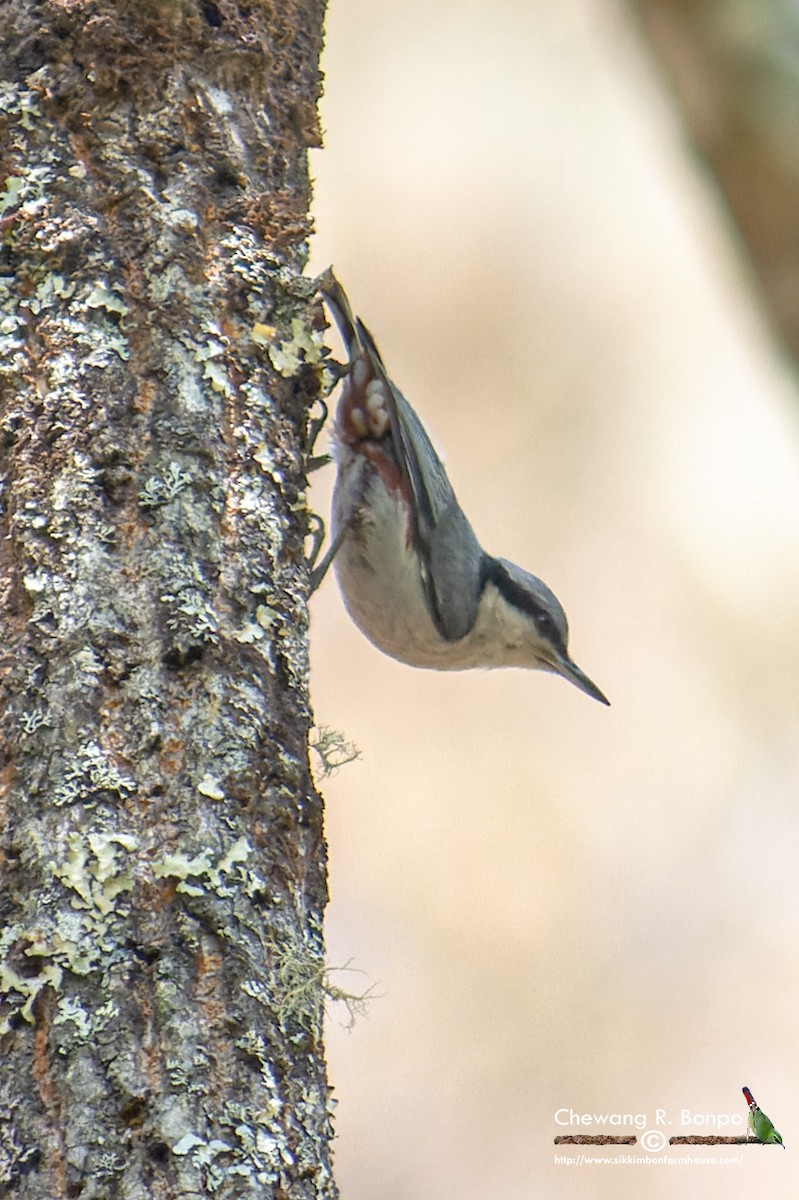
(354, 319, 484, 642)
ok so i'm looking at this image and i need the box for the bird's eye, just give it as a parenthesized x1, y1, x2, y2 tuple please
(536, 612, 555, 638)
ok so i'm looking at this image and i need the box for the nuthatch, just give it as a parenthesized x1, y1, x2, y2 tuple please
(317, 275, 609, 706)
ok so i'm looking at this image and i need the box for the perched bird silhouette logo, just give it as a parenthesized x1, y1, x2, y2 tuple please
(742, 1086, 785, 1148)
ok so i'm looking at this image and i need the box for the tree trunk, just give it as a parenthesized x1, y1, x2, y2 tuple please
(0, 2, 334, 1196)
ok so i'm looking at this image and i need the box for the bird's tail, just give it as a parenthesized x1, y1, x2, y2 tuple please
(318, 270, 360, 363)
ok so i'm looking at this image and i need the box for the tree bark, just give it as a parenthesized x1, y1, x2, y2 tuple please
(630, 0, 799, 366)
(0, 2, 334, 1196)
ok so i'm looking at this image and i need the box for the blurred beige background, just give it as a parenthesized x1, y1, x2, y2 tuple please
(307, 2, 799, 1196)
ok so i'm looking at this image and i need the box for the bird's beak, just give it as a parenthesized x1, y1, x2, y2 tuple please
(546, 648, 610, 706)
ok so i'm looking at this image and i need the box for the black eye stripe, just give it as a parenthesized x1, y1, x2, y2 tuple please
(484, 558, 567, 649)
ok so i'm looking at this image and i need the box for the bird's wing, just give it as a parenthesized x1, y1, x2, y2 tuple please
(354, 317, 485, 642)
(320, 273, 485, 640)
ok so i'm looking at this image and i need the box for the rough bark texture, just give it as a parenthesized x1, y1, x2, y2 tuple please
(631, 0, 799, 365)
(0, 1, 335, 1196)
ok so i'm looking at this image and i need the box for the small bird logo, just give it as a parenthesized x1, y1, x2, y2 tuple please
(743, 1086, 785, 1148)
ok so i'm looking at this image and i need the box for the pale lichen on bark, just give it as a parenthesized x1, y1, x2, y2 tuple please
(0, 1, 335, 1196)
